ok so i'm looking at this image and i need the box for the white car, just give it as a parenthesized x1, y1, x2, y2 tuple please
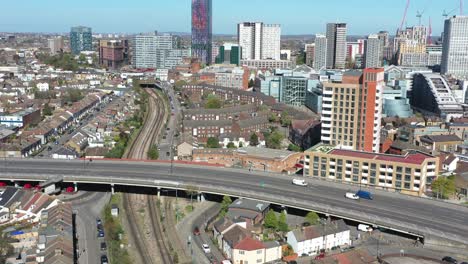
(345, 192, 360, 200)
(292, 179, 308, 186)
(202, 243, 211, 254)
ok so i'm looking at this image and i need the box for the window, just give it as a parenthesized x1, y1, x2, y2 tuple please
(239, 250, 245, 255)
(404, 182, 411, 189)
(257, 250, 262, 254)
(405, 175, 411, 182)
(405, 168, 411, 174)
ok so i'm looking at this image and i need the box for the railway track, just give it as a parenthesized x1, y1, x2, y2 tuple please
(122, 88, 173, 264)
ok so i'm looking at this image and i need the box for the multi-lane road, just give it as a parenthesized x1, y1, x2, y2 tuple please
(1, 158, 468, 246)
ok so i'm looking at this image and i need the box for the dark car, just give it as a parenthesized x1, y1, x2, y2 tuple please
(100, 242, 107, 251)
(442, 256, 458, 264)
(98, 230, 105, 238)
(96, 219, 102, 225)
(101, 254, 108, 264)
(193, 226, 200, 236)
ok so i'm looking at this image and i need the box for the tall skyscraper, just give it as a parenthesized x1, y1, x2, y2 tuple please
(321, 68, 384, 153)
(48, 37, 64, 55)
(441, 16, 468, 77)
(326, 23, 347, 69)
(313, 34, 327, 70)
(238, 22, 281, 61)
(192, 0, 212, 65)
(70, 26, 92, 55)
(364, 34, 382, 68)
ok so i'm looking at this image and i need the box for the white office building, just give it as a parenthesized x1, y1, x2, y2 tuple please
(238, 22, 281, 61)
(365, 34, 382, 68)
(48, 37, 64, 55)
(314, 34, 327, 70)
(133, 33, 190, 69)
(441, 16, 468, 78)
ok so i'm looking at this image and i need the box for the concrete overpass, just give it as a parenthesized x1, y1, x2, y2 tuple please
(1, 158, 467, 247)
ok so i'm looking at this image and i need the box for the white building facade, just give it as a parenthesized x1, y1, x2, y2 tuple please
(238, 22, 281, 61)
(441, 16, 468, 78)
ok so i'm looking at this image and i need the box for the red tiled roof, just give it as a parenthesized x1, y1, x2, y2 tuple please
(330, 149, 433, 165)
(234, 237, 265, 251)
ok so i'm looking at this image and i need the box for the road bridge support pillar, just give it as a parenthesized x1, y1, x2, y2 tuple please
(14, 182, 19, 188)
(74, 182, 78, 192)
(111, 184, 115, 195)
(157, 187, 161, 199)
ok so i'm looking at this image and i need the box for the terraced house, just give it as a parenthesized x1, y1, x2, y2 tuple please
(304, 143, 439, 196)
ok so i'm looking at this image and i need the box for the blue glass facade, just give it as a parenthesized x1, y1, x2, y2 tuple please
(70, 26, 92, 55)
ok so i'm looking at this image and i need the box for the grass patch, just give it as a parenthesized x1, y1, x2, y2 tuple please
(102, 194, 131, 264)
(185, 205, 194, 213)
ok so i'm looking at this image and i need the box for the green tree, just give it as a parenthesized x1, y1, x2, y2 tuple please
(248, 79, 255, 88)
(280, 112, 292, 127)
(43, 103, 53, 116)
(0, 237, 14, 264)
(220, 195, 232, 217)
(266, 131, 283, 149)
(264, 209, 278, 230)
(205, 94, 222, 109)
(250, 133, 259, 146)
(432, 176, 456, 199)
(238, 142, 244, 148)
(278, 211, 289, 232)
(206, 137, 220, 148)
(296, 52, 306, 65)
(269, 114, 279, 123)
(304, 211, 320, 225)
(227, 142, 236, 148)
(288, 144, 301, 152)
(147, 144, 159, 160)
(78, 54, 87, 64)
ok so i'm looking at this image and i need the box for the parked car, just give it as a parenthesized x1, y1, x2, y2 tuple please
(98, 230, 105, 238)
(202, 244, 211, 253)
(96, 219, 102, 225)
(193, 226, 200, 236)
(442, 256, 458, 263)
(345, 192, 360, 200)
(100, 242, 107, 251)
(101, 254, 109, 264)
(357, 224, 373, 232)
(292, 179, 308, 186)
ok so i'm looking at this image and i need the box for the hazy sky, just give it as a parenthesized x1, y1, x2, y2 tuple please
(0, 0, 462, 35)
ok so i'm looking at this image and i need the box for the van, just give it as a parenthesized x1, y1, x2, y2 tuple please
(357, 224, 373, 232)
(355, 190, 373, 200)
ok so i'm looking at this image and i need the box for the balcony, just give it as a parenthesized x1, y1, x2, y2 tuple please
(330, 161, 336, 166)
(362, 165, 369, 170)
(322, 110, 332, 115)
(346, 163, 352, 168)
(321, 136, 331, 141)
(329, 168, 335, 173)
(345, 170, 351, 175)
(322, 122, 332, 128)
(362, 172, 369, 177)
(323, 89, 333, 95)
(414, 180, 420, 185)
(427, 164, 436, 170)
(321, 116, 332, 122)
(414, 172, 421, 176)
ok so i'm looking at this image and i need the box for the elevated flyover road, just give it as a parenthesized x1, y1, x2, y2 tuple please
(1, 158, 468, 246)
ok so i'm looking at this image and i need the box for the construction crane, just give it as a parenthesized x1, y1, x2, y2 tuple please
(399, 0, 411, 31)
(443, 0, 464, 18)
(417, 10, 424, 25)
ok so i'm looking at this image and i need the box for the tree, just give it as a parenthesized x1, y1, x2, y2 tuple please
(280, 111, 292, 127)
(78, 54, 87, 64)
(264, 209, 278, 230)
(266, 131, 283, 149)
(250, 133, 259, 146)
(147, 144, 159, 160)
(296, 52, 305, 65)
(238, 142, 244, 148)
(206, 137, 220, 148)
(227, 142, 236, 149)
(248, 79, 255, 88)
(304, 212, 320, 225)
(278, 211, 289, 232)
(43, 103, 53, 116)
(205, 94, 222, 109)
(432, 176, 456, 199)
(269, 114, 279, 123)
(220, 195, 232, 217)
(288, 144, 301, 152)
(186, 185, 198, 207)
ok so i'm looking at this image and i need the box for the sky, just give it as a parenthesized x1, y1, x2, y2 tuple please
(0, 0, 463, 35)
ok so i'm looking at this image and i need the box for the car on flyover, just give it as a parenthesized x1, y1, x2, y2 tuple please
(292, 179, 308, 186)
(345, 192, 360, 200)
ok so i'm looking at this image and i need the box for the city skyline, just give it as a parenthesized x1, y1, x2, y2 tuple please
(0, 0, 463, 35)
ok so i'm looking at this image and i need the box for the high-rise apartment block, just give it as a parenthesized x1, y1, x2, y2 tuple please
(326, 23, 347, 69)
(192, 0, 212, 64)
(313, 34, 327, 70)
(99, 39, 129, 70)
(441, 16, 468, 78)
(133, 33, 190, 69)
(70, 26, 92, 55)
(305, 44, 315, 67)
(238, 22, 281, 61)
(321, 68, 384, 153)
(48, 37, 64, 55)
(364, 34, 382, 68)
(215, 43, 241, 66)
